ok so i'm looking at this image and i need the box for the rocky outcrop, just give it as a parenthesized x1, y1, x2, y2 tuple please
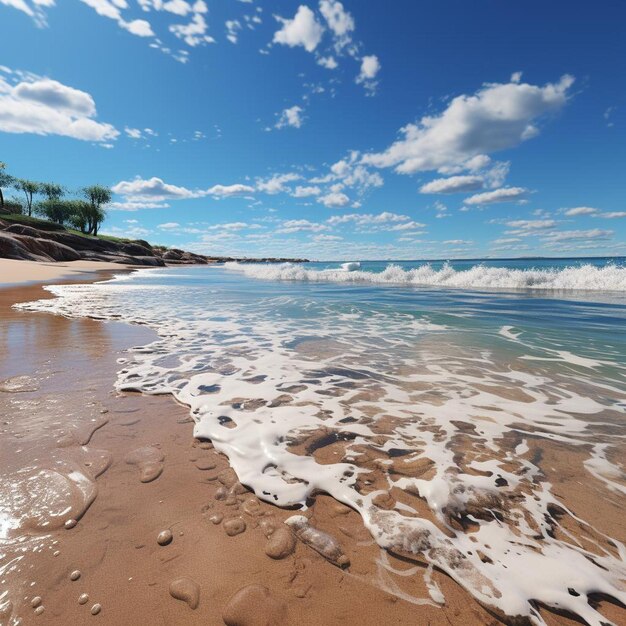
(0, 217, 309, 266)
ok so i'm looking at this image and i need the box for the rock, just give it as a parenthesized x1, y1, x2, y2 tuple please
(157, 529, 173, 546)
(264, 526, 296, 560)
(125, 446, 164, 483)
(222, 585, 287, 626)
(169, 577, 200, 609)
(224, 518, 246, 537)
(218, 469, 238, 488)
(90, 604, 101, 615)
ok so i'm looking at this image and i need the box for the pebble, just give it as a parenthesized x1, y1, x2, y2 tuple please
(223, 585, 286, 626)
(64, 519, 77, 530)
(265, 526, 296, 560)
(217, 469, 238, 488)
(209, 513, 223, 525)
(169, 577, 200, 609)
(195, 458, 217, 471)
(91, 603, 102, 615)
(78, 594, 89, 605)
(223, 518, 246, 536)
(157, 529, 173, 546)
(31, 597, 42, 608)
(34, 606, 45, 616)
(70, 570, 81, 581)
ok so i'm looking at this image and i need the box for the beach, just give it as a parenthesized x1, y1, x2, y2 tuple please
(1, 260, 625, 626)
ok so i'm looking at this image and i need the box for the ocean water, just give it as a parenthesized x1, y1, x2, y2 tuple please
(17, 258, 626, 625)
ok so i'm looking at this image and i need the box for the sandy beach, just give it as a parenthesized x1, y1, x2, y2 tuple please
(1, 260, 624, 626)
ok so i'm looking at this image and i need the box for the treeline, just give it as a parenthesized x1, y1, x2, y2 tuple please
(0, 161, 112, 236)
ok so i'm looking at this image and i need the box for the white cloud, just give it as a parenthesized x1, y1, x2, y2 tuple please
(317, 55, 338, 69)
(0, 69, 118, 143)
(419, 175, 484, 194)
(356, 55, 380, 93)
(208, 222, 260, 231)
(276, 219, 329, 233)
(319, 0, 354, 50)
(225, 19, 242, 44)
(318, 191, 350, 208)
(0, 0, 51, 27)
(170, 12, 215, 46)
(505, 219, 557, 232)
(563, 206, 598, 216)
(273, 5, 324, 53)
(124, 127, 143, 139)
(256, 173, 301, 194)
(292, 185, 321, 197)
(363, 75, 574, 174)
(328, 211, 410, 226)
(598, 211, 626, 219)
(464, 186, 527, 205)
(542, 228, 613, 243)
(112, 176, 199, 200)
(109, 200, 170, 211)
(206, 183, 255, 197)
(275, 105, 304, 129)
(312, 233, 342, 242)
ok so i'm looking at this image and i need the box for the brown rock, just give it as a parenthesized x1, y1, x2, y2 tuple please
(222, 585, 287, 626)
(264, 526, 296, 560)
(169, 577, 200, 609)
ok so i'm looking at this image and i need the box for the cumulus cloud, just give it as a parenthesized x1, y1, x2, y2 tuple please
(109, 200, 169, 211)
(112, 176, 199, 200)
(504, 219, 557, 232)
(363, 75, 574, 174)
(275, 105, 305, 129)
(256, 173, 301, 194)
(225, 19, 242, 43)
(356, 55, 380, 93)
(317, 55, 338, 69)
(318, 191, 350, 208)
(464, 186, 528, 205)
(0, 69, 118, 143)
(419, 175, 484, 194)
(542, 228, 613, 243)
(292, 185, 321, 197)
(328, 211, 411, 226)
(169, 12, 215, 46)
(273, 5, 324, 52)
(319, 0, 354, 50)
(563, 206, 598, 216)
(598, 211, 626, 219)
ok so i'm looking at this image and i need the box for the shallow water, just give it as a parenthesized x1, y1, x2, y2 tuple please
(16, 260, 626, 625)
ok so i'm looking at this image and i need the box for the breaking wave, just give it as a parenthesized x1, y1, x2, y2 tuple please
(225, 261, 626, 291)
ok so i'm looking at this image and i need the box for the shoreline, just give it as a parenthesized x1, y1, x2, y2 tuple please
(1, 261, 624, 626)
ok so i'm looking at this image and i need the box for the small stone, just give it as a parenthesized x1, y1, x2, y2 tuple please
(217, 469, 238, 488)
(209, 513, 223, 525)
(195, 458, 217, 471)
(169, 577, 200, 609)
(157, 529, 173, 546)
(223, 585, 286, 626)
(70, 570, 81, 581)
(265, 526, 296, 560)
(215, 487, 227, 500)
(34, 606, 45, 616)
(91, 604, 101, 615)
(78, 594, 89, 605)
(65, 519, 77, 529)
(31, 597, 42, 608)
(223, 518, 246, 537)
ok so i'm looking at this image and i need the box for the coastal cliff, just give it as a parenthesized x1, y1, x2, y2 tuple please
(0, 216, 308, 266)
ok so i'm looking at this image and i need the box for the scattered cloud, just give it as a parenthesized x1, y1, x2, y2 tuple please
(275, 105, 305, 129)
(563, 206, 598, 216)
(206, 183, 255, 197)
(356, 54, 380, 94)
(318, 191, 350, 208)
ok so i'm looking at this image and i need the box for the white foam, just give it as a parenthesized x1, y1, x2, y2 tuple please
(225, 261, 626, 292)
(14, 270, 626, 625)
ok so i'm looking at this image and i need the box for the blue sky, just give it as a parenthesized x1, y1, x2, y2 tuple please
(1, 0, 625, 260)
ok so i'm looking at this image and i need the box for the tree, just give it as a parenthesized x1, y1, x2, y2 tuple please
(82, 184, 111, 235)
(68, 200, 95, 234)
(0, 162, 14, 212)
(36, 199, 76, 225)
(39, 182, 64, 201)
(15, 179, 41, 217)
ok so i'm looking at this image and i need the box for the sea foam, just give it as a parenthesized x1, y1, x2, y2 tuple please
(14, 268, 626, 625)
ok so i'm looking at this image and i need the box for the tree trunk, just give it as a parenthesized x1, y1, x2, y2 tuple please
(0, 187, 4, 211)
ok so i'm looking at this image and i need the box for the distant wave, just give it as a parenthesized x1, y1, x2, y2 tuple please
(224, 261, 626, 291)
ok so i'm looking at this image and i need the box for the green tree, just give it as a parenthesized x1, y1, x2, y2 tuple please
(39, 182, 65, 201)
(36, 198, 76, 225)
(0, 162, 14, 212)
(82, 184, 111, 235)
(68, 200, 94, 234)
(15, 179, 41, 217)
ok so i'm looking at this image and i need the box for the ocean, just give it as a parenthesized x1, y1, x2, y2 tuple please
(17, 257, 626, 625)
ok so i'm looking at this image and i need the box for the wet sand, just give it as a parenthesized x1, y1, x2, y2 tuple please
(0, 271, 624, 625)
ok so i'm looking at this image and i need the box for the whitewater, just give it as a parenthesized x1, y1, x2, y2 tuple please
(15, 260, 626, 625)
